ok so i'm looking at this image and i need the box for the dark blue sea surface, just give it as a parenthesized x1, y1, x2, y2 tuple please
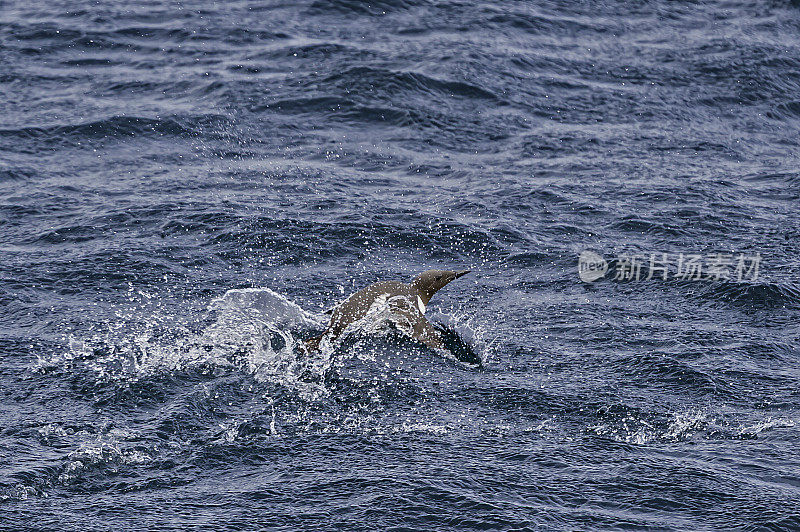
(2, 0, 800, 529)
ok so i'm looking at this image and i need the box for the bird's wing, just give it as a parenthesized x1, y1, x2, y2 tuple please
(387, 296, 443, 351)
(411, 314, 444, 351)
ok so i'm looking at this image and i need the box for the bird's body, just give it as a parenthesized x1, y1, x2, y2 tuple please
(305, 270, 470, 352)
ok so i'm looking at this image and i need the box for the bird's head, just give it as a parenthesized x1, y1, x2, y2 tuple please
(411, 269, 470, 304)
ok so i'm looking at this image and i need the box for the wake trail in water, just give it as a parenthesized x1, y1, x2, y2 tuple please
(38, 287, 487, 401)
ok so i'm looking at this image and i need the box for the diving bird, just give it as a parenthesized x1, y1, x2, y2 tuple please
(304, 270, 470, 352)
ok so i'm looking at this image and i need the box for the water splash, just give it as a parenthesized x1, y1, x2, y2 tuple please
(208, 287, 324, 330)
(737, 417, 796, 438)
(38, 287, 483, 402)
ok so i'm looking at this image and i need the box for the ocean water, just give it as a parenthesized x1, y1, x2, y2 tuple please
(2, 0, 800, 529)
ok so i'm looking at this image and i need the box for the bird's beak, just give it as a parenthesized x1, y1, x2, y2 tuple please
(454, 270, 471, 279)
